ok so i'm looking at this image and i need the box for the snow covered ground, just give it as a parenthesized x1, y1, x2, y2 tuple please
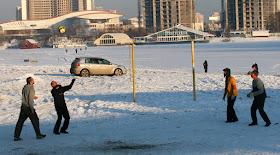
(0, 37, 280, 154)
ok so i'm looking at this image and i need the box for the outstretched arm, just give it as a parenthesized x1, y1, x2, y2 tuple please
(60, 79, 75, 92)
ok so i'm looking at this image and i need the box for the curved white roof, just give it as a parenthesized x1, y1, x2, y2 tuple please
(94, 33, 133, 45)
(0, 10, 124, 31)
(104, 33, 132, 41)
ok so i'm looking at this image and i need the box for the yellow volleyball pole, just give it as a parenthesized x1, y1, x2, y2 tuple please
(129, 45, 132, 82)
(132, 43, 136, 102)
(191, 41, 196, 101)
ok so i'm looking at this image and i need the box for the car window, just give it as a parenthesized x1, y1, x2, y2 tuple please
(85, 58, 98, 64)
(85, 59, 90, 63)
(91, 59, 99, 64)
(98, 59, 110, 65)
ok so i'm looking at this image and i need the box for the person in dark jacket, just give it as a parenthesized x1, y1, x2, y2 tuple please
(203, 60, 208, 73)
(51, 79, 75, 134)
(247, 70, 271, 127)
(252, 62, 258, 71)
(14, 77, 46, 141)
(223, 68, 238, 123)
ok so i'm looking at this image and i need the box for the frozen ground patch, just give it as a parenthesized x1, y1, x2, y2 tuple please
(0, 40, 280, 154)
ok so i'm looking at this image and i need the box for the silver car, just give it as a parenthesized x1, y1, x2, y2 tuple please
(70, 57, 127, 77)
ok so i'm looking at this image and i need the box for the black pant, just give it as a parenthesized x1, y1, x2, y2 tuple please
(14, 105, 41, 138)
(204, 68, 207, 73)
(54, 105, 70, 133)
(251, 96, 270, 124)
(227, 97, 238, 121)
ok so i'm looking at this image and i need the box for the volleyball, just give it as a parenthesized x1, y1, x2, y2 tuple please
(58, 26, 66, 33)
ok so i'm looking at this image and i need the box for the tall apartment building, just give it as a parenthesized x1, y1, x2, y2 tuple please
(195, 12, 204, 31)
(20, 0, 94, 20)
(195, 12, 204, 23)
(16, 6, 22, 20)
(143, 0, 195, 32)
(225, 0, 280, 31)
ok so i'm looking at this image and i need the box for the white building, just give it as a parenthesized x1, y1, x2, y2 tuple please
(208, 12, 221, 32)
(123, 16, 144, 30)
(0, 10, 124, 38)
(209, 12, 220, 24)
(93, 33, 133, 46)
(195, 12, 204, 31)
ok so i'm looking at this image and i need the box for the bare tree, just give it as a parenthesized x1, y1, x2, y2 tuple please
(267, 12, 280, 32)
(0, 32, 4, 46)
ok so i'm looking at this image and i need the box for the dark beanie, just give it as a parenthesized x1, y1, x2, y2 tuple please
(251, 70, 259, 76)
(223, 68, 231, 77)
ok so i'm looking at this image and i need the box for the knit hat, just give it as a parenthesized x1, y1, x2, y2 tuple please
(251, 70, 258, 76)
(223, 68, 231, 77)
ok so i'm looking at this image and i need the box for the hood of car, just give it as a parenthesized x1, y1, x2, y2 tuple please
(113, 64, 125, 68)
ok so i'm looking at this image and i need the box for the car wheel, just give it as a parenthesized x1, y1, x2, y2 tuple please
(80, 69, 90, 77)
(114, 68, 123, 76)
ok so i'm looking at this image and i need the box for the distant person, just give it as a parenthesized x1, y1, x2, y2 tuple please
(14, 77, 46, 141)
(51, 79, 75, 134)
(223, 68, 238, 123)
(247, 70, 271, 127)
(75, 49, 77, 53)
(203, 60, 208, 73)
(252, 62, 258, 71)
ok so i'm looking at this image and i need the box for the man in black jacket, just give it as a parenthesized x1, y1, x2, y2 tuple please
(51, 79, 75, 134)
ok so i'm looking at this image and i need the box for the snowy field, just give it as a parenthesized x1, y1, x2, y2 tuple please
(0, 37, 280, 154)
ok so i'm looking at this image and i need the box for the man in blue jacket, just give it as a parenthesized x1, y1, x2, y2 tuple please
(51, 79, 75, 134)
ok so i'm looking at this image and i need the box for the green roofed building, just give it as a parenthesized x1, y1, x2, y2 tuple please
(134, 24, 215, 45)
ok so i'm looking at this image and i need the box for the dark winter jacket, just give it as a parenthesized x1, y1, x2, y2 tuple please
(203, 61, 208, 69)
(51, 81, 74, 107)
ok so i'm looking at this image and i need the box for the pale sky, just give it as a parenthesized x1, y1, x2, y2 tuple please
(0, 0, 221, 23)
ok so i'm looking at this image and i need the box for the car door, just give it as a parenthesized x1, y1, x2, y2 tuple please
(98, 59, 115, 75)
(85, 58, 100, 75)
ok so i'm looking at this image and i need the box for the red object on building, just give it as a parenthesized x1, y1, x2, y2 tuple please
(20, 39, 40, 49)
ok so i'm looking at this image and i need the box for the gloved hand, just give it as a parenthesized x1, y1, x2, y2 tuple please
(247, 92, 254, 98)
(231, 95, 236, 100)
(222, 96, 225, 101)
(72, 79, 76, 83)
